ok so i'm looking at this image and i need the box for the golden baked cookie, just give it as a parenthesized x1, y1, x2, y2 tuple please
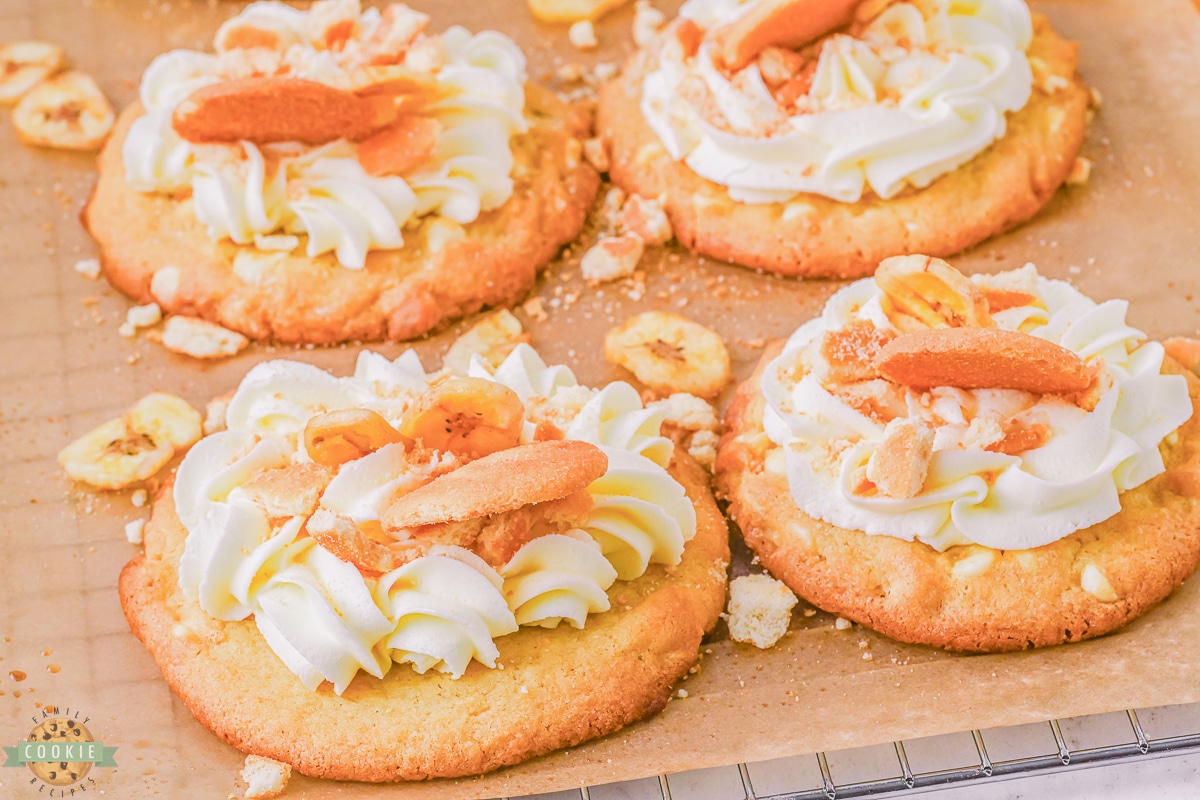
(118, 345, 729, 780)
(597, 9, 1090, 279)
(85, 4, 599, 344)
(716, 259, 1200, 651)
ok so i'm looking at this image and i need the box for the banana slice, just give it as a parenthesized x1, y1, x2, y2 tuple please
(604, 311, 731, 399)
(875, 255, 994, 333)
(441, 310, 529, 376)
(0, 42, 65, 104)
(303, 408, 411, 467)
(12, 71, 114, 151)
(58, 393, 203, 490)
(398, 377, 524, 459)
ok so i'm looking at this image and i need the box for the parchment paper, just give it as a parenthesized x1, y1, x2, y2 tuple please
(1, 0, 1198, 797)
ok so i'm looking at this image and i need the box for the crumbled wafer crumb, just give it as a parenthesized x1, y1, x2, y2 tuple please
(725, 574, 798, 649)
(633, 0, 666, 47)
(241, 754, 291, 799)
(150, 265, 180, 304)
(620, 193, 673, 244)
(593, 61, 618, 81)
(676, 688, 689, 698)
(1066, 156, 1093, 186)
(124, 518, 145, 545)
(73, 257, 101, 280)
(161, 316, 249, 359)
(131, 488, 148, 508)
(583, 136, 610, 172)
(121, 303, 162, 337)
(582, 233, 644, 284)
(556, 62, 584, 83)
(835, 617, 853, 630)
(568, 20, 598, 49)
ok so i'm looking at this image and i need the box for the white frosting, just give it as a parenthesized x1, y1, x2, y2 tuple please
(173, 346, 694, 693)
(762, 271, 1193, 551)
(641, 0, 1035, 203)
(124, 2, 527, 269)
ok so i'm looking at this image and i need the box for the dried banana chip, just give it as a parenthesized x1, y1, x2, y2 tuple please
(12, 70, 114, 151)
(604, 311, 731, 399)
(58, 393, 203, 490)
(399, 377, 524, 459)
(442, 309, 529, 376)
(0, 41, 65, 104)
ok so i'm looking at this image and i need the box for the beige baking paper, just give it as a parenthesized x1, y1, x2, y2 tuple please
(1, 0, 1199, 797)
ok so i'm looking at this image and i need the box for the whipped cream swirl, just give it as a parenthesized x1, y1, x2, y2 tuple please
(175, 345, 695, 692)
(641, 0, 1035, 203)
(761, 269, 1193, 551)
(124, 1, 528, 269)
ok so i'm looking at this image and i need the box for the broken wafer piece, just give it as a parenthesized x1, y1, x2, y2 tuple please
(356, 115, 441, 176)
(13, 70, 113, 150)
(171, 77, 398, 144)
(605, 311, 731, 399)
(712, 0, 861, 72)
(876, 328, 1092, 393)
(161, 316, 250, 360)
(0, 41, 65, 104)
(58, 393, 202, 490)
(383, 440, 608, 529)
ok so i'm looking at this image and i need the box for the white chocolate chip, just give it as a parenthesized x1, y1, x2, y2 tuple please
(253, 233, 300, 252)
(1081, 563, 1118, 602)
(424, 216, 466, 255)
(150, 265, 180, 304)
(764, 447, 787, 475)
(782, 201, 816, 221)
(568, 19, 598, 50)
(951, 549, 995, 578)
(583, 136, 610, 173)
(73, 257, 101, 280)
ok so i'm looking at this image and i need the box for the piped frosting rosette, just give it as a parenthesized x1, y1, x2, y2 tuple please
(641, 0, 1035, 203)
(761, 257, 1193, 553)
(175, 344, 696, 693)
(123, 0, 528, 269)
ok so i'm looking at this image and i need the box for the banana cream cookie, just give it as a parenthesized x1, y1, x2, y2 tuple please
(716, 256, 1200, 650)
(86, 1, 599, 344)
(597, 0, 1091, 278)
(119, 344, 729, 780)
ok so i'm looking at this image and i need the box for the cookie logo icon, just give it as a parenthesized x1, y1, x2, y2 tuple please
(3, 707, 117, 795)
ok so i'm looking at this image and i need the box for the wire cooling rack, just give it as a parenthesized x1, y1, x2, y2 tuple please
(505, 703, 1200, 800)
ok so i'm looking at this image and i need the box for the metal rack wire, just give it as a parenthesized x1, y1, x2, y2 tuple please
(508, 706, 1200, 800)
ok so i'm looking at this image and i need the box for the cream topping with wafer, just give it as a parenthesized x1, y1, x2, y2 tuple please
(761, 258, 1192, 551)
(175, 345, 695, 693)
(640, 0, 1035, 203)
(124, 1, 527, 269)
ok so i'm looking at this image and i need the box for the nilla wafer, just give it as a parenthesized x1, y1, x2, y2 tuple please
(171, 77, 398, 144)
(383, 440, 609, 529)
(876, 327, 1091, 393)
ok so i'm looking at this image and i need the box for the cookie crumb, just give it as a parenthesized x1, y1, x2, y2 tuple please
(862, 652, 874, 661)
(803, 608, 816, 617)
(131, 488, 148, 508)
(620, 193, 673, 245)
(676, 688, 688, 699)
(556, 62, 584, 83)
(725, 574, 798, 649)
(834, 617, 852, 630)
(124, 518, 146, 545)
(73, 257, 101, 280)
(582, 233, 645, 284)
(568, 20, 598, 50)
(522, 297, 549, 323)
(593, 61, 619, 81)
(161, 316, 249, 359)
(241, 754, 291, 799)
